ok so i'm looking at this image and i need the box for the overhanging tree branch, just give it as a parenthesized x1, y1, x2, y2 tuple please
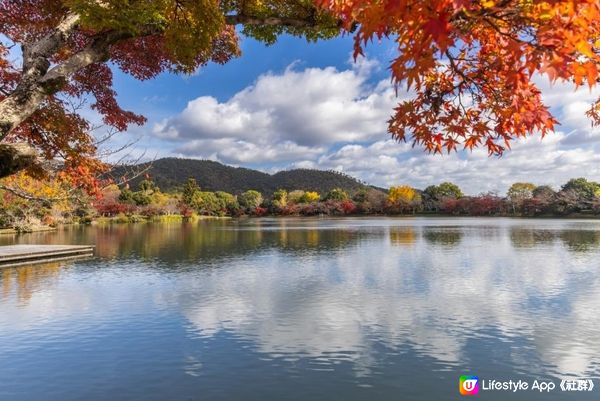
(225, 14, 323, 27)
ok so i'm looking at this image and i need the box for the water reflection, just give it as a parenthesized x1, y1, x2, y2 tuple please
(559, 230, 600, 252)
(509, 228, 556, 248)
(1, 220, 369, 264)
(388, 227, 417, 246)
(422, 227, 463, 246)
(177, 227, 600, 377)
(509, 227, 600, 252)
(1, 262, 66, 303)
(1, 218, 600, 401)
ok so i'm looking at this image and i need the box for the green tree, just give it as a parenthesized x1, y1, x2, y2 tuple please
(118, 187, 151, 206)
(533, 185, 556, 199)
(352, 188, 387, 214)
(190, 191, 222, 215)
(561, 178, 600, 200)
(131, 191, 152, 206)
(507, 182, 536, 201)
(238, 190, 263, 211)
(324, 188, 348, 201)
(424, 182, 463, 200)
(138, 179, 157, 195)
(526, 185, 557, 215)
(507, 182, 537, 214)
(182, 178, 200, 206)
(215, 191, 239, 214)
(118, 188, 135, 204)
(423, 182, 463, 211)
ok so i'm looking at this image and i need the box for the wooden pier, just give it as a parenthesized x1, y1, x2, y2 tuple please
(0, 245, 94, 268)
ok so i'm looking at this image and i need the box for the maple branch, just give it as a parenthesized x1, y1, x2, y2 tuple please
(102, 153, 154, 189)
(0, 183, 66, 202)
(445, 50, 471, 86)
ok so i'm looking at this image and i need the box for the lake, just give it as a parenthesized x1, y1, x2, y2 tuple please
(1, 217, 599, 400)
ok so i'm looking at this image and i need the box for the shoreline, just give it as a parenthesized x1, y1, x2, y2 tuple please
(4, 213, 600, 234)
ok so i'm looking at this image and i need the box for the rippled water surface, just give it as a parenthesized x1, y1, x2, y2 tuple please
(1, 217, 600, 400)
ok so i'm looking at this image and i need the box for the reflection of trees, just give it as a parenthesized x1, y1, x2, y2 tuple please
(509, 228, 556, 248)
(422, 228, 463, 247)
(1, 268, 11, 298)
(1, 262, 65, 303)
(510, 227, 600, 252)
(3, 220, 363, 265)
(559, 230, 600, 252)
(389, 227, 416, 246)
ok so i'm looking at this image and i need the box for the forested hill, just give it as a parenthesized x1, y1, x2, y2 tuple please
(112, 158, 369, 194)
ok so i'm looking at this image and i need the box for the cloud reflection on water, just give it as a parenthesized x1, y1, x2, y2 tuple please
(1, 218, 600, 380)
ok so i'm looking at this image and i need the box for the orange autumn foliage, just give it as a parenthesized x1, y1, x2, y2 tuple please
(318, 0, 600, 155)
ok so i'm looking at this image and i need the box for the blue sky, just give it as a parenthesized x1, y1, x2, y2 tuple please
(108, 33, 600, 195)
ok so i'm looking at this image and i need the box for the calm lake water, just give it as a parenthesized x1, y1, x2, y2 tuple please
(1, 217, 600, 400)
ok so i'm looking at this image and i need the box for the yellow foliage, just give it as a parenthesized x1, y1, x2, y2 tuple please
(0, 172, 72, 210)
(151, 192, 171, 207)
(388, 186, 420, 205)
(302, 191, 320, 203)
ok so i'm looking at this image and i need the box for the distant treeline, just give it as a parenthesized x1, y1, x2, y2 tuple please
(93, 177, 600, 219)
(4, 174, 600, 231)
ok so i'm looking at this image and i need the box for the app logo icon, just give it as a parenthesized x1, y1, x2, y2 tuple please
(460, 375, 479, 395)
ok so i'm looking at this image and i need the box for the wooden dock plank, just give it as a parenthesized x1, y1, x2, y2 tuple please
(0, 245, 94, 267)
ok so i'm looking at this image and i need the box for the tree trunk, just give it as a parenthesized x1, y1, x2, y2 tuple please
(0, 13, 80, 141)
(0, 16, 126, 177)
(0, 142, 41, 179)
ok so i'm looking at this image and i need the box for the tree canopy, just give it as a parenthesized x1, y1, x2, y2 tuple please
(424, 182, 464, 200)
(320, 0, 600, 154)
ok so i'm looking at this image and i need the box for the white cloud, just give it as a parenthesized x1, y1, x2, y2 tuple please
(174, 138, 325, 164)
(152, 57, 400, 164)
(536, 76, 600, 146)
(147, 59, 600, 193)
(296, 133, 600, 194)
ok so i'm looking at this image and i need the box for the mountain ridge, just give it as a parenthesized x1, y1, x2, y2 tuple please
(112, 157, 374, 195)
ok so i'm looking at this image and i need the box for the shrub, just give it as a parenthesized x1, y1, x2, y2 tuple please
(279, 204, 301, 216)
(95, 200, 135, 216)
(253, 206, 268, 216)
(341, 200, 357, 214)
